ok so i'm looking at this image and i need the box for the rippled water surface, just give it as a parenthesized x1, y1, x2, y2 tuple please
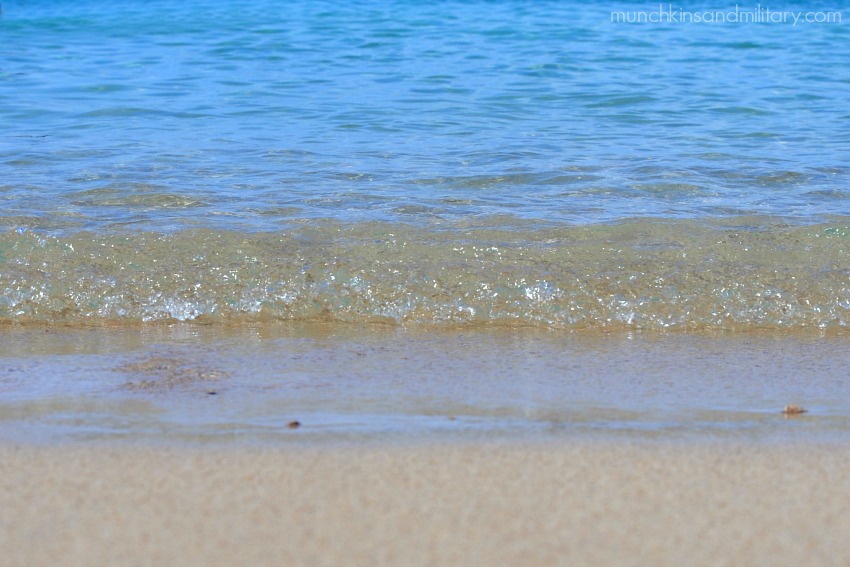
(3, 2, 850, 445)
(1, 1, 849, 328)
(2, 0, 849, 232)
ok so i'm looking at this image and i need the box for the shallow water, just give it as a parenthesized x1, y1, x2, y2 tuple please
(2, 2, 850, 443)
(3, 1, 849, 330)
(1, 324, 849, 444)
(4, 218, 850, 329)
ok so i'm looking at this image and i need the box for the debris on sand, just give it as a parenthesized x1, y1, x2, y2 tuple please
(782, 404, 808, 416)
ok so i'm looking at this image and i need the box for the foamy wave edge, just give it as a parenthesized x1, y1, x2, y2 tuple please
(2, 219, 850, 330)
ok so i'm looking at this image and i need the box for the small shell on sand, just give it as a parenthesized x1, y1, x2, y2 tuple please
(782, 404, 808, 416)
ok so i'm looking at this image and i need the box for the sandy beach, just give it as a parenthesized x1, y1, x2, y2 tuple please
(3, 439, 849, 567)
(3, 326, 850, 565)
(5, 0, 849, 564)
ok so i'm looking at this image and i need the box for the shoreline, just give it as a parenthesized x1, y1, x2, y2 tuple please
(3, 324, 849, 565)
(2, 323, 850, 445)
(3, 438, 848, 567)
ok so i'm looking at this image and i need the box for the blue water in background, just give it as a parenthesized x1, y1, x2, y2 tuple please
(1, 0, 849, 233)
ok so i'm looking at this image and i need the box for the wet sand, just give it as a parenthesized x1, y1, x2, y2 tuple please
(4, 324, 850, 443)
(3, 440, 849, 567)
(3, 324, 850, 565)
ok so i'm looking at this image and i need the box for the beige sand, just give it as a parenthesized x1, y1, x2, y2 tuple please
(2, 440, 849, 567)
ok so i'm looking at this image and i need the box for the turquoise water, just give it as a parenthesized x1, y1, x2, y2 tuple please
(3, 0, 849, 231)
(1, 1, 850, 328)
(3, 3, 850, 443)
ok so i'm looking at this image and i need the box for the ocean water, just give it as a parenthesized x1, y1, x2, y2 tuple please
(4, 1, 850, 444)
(2, 0, 850, 329)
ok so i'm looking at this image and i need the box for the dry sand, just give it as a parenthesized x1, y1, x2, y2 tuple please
(3, 440, 849, 567)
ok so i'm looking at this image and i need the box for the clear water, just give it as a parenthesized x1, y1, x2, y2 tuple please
(3, 0, 849, 231)
(1, 1, 850, 328)
(2, 326, 849, 443)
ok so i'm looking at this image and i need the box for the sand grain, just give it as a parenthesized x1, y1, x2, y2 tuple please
(2, 441, 848, 567)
